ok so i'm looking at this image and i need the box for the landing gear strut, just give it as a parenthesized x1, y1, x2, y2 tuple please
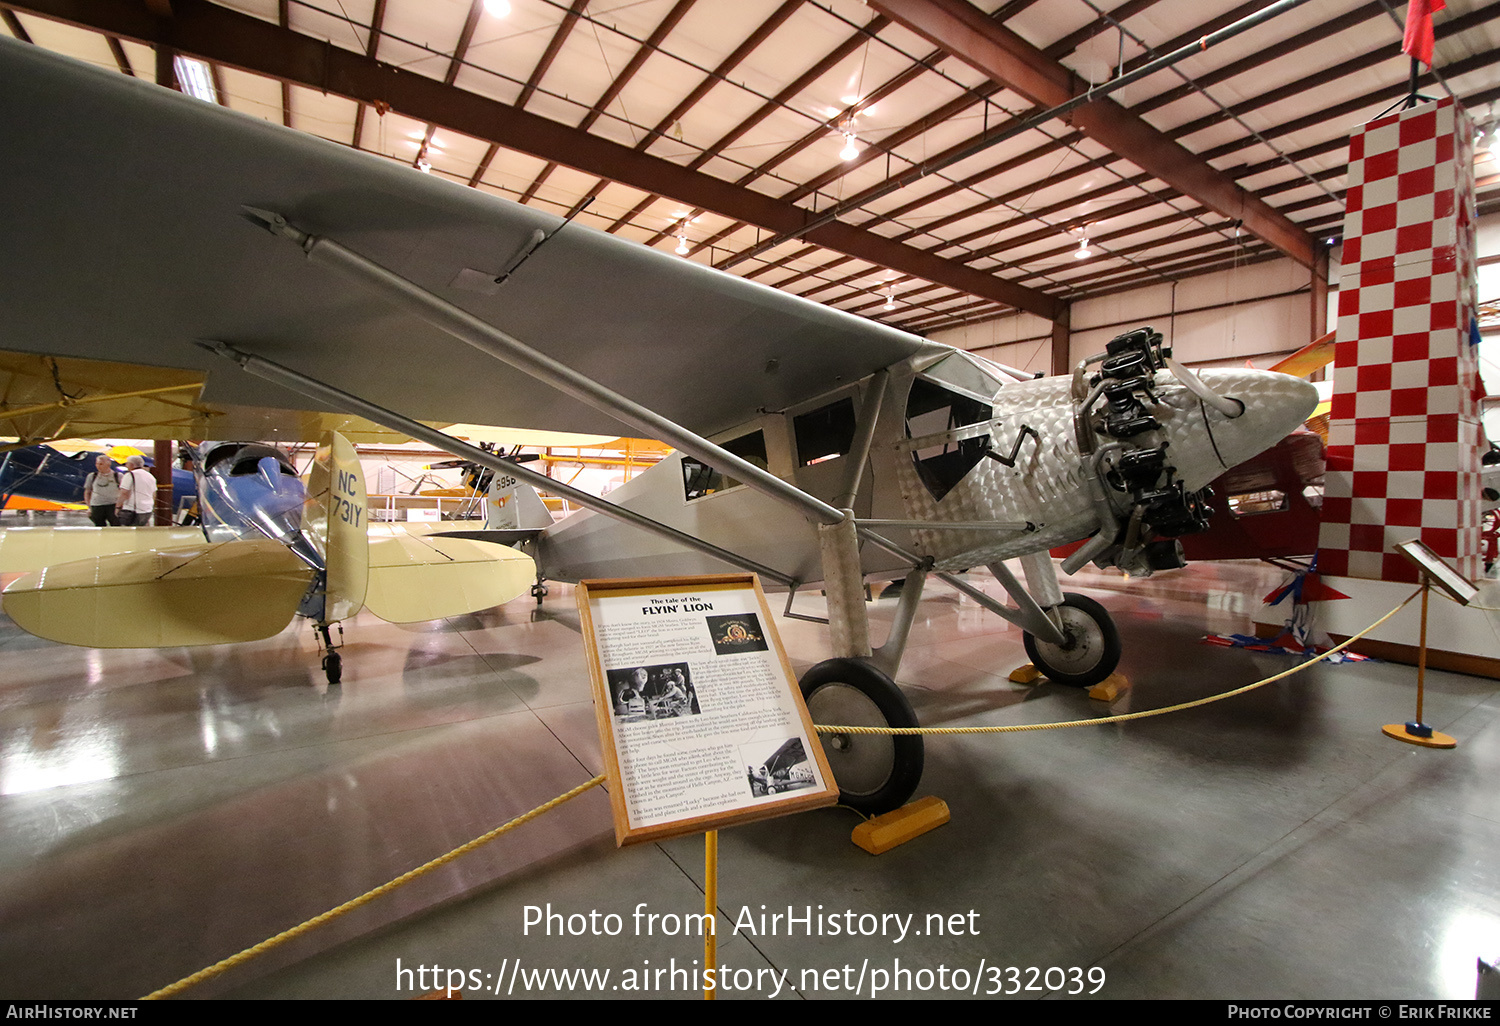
(314, 621, 344, 685)
(800, 658, 924, 815)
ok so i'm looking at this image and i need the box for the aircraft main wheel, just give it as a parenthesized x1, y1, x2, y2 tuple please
(323, 650, 342, 686)
(800, 658, 923, 815)
(1023, 593, 1120, 688)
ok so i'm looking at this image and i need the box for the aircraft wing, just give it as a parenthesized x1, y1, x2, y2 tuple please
(0, 39, 943, 441)
(0, 348, 624, 449)
(0, 525, 209, 574)
(1, 539, 311, 647)
(363, 523, 535, 623)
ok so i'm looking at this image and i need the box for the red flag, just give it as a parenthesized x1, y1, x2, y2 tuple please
(1402, 0, 1446, 67)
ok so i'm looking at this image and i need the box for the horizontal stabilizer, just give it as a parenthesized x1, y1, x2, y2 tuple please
(0, 525, 207, 574)
(436, 529, 542, 545)
(2, 539, 311, 647)
(364, 527, 535, 624)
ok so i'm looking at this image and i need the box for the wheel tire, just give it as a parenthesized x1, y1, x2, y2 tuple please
(800, 658, 924, 815)
(1022, 593, 1120, 688)
(323, 650, 342, 686)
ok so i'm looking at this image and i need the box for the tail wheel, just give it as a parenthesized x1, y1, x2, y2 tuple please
(800, 658, 923, 815)
(1022, 593, 1120, 688)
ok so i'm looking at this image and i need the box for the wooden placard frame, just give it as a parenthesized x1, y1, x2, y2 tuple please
(577, 573, 838, 846)
(1395, 538, 1478, 606)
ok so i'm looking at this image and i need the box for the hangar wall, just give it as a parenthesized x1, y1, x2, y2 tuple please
(931, 210, 1497, 383)
(929, 256, 1323, 374)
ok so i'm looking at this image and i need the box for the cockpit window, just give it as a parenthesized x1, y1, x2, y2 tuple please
(905, 378, 993, 502)
(683, 430, 767, 501)
(204, 443, 297, 478)
(794, 398, 857, 467)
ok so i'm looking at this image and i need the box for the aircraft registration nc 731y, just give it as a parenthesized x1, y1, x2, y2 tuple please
(0, 433, 535, 684)
(0, 37, 1315, 812)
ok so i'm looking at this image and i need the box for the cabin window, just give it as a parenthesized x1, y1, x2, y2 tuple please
(1227, 490, 1287, 517)
(682, 430, 767, 501)
(793, 398, 857, 467)
(906, 378, 993, 502)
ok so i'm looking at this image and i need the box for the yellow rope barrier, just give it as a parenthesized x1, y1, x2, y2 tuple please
(142, 774, 606, 1000)
(138, 588, 1435, 997)
(816, 589, 1422, 736)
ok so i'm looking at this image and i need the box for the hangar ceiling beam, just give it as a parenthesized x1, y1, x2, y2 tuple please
(105, 35, 132, 75)
(8, 0, 1063, 321)
(596, 0, 801, 235)
(516, 0, 695, 207)
(629, 13, 893, 250)
(276, 0, 289, 127)
(865, 0, 1319, 270)
(468, 0, 588, 189)
(680, 2, 1165, 265)
(413, 0, 486, 169)
(348, 0, 385, 152)
(1, 7, 32, 42)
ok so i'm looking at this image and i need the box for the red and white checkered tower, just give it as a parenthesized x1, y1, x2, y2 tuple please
(1316, 97, 1482, 584)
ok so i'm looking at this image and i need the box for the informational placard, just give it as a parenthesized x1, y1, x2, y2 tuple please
(577, 574, 838, 846)
(1396, 538, 1478, 605)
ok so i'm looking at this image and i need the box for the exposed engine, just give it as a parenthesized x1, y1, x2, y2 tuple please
(1072, 326, 1218, 577)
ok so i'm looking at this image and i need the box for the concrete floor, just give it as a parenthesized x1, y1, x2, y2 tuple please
(1, 544, 1498, 1001)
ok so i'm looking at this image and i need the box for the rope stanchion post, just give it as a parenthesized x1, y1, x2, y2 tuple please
(1382, 574, 1458, 749)
(704, 830, 718, 1001)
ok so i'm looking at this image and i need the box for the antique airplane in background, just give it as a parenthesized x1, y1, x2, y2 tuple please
(0, 38, 1315, 811)
(0, 432, 535, 683)
(0, 443, 197, 516)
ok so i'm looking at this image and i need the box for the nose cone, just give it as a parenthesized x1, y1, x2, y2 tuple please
(1169, 369, 1319, 490)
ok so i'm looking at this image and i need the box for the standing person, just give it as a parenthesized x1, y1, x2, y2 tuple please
(82, 454, 121, 527)
(116, 455, 156, 527)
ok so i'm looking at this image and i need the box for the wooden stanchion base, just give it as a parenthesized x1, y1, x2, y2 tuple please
(1381, 723, 1457, 749)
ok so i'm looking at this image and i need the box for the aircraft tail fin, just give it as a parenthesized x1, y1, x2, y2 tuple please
(1, 540, 310, 647)
(485, 468, 554, 531)
(305, 431, 369, 622)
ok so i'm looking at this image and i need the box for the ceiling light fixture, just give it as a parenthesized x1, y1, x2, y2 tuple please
(1479, 123, 1499, 161)
(172, 56, 217, 104)
(1074, 236, 1092, 259)
(840, 132, 859, 161)
(675, 234, 689, 256)
(883, 290, 895, 311)
(484, 0, 511, 17)
(416, 159, 432, 174)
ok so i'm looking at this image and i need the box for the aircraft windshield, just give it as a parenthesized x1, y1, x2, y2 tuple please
(905, 377, 994, 503)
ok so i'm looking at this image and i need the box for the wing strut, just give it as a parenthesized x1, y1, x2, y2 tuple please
(239, 208, 878, 657)
(196, 341, 797, 588)
(240, 208, 844, 528)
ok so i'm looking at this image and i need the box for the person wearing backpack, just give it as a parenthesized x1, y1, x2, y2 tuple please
(82, 453, 121, 527)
